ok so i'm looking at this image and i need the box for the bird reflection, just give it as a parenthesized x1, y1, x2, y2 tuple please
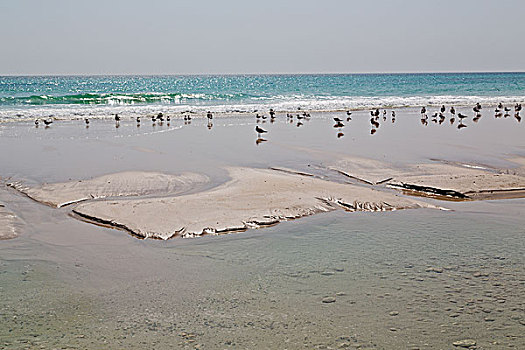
(457, 123, 467, 129)
(207, 121, 213, 130)
(255, 138, 267, 145)
(337, 132, 344, 138)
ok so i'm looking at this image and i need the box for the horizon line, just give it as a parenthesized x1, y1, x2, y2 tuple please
(1, 70, 524, 77)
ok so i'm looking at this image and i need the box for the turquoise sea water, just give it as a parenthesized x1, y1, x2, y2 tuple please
(0, 73, 524, 120)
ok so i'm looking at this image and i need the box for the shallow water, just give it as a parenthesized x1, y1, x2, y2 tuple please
(1, 108, 524, 349)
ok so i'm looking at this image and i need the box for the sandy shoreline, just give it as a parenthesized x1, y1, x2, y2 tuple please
(1, 105, 524, 240)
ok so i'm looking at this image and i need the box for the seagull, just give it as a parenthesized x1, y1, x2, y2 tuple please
(255, 125, 267, 137)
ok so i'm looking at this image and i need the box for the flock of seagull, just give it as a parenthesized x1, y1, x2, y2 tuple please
(33, 103, 522, 144)
(418, 102, 522, 129)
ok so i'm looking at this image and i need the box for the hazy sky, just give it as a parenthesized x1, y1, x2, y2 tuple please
(1, 0, 524, 75)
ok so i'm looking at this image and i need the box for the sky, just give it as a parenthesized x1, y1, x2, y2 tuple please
(1, 0, 524, 75)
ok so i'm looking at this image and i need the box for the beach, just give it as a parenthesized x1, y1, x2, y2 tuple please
(1, 100, 524, 349)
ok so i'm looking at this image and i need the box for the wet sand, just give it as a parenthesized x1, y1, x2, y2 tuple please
(330, 156, 525, 200)
(1, 107, 524, 349)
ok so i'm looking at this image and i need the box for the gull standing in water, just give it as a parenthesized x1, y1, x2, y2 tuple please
(255, 125, 267, 138)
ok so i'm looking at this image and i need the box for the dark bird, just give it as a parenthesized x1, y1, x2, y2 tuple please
(207, 111, 213, 120)
(440, 105, 446, 113)
(136, 116, 141, 123)
(34, 119, 39, 126)
(43, 119, 53, 126)
(421, 106, 427, 114)
(85, 118, 90, 125)
(498, 102, 503, 109)
(114, 114, 120, 122)
(458, 113, 468, 120)
(346, 111, 352, 116)
(334, 117, 343, 122)
(166, 115, 170, 122)
(269, 109, 275, 118)
(504, 107, 511, 112)
(255, 125, 267, 137)
(450, 106, 456, 115)
(515, 103, 522, 112)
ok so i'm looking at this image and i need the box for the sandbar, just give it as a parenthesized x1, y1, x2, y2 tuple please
(72, 167, 432, 240)
(0, 203, 19, 240)
(330, 157, 525, 200)
(8, 171, 209, 208)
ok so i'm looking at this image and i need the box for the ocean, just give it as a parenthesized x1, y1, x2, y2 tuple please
(0, 73, 524, 121)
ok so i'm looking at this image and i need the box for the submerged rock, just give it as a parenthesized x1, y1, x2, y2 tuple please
(322, 297, 336, 304)
(452, 339, 476, 348)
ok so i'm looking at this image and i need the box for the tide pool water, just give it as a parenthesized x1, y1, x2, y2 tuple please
(0, 73, 524, 121)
